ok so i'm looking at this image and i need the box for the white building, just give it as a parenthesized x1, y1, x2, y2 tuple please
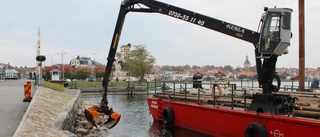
(70, 56, 93, 68)
(112, 43, 132, 81)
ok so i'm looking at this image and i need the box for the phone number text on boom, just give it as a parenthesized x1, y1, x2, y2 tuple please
(168, 10, 205, 26)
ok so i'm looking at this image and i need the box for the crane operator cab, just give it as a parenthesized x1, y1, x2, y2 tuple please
(249, 8, 294, 115)
(258, 8, 292, 58)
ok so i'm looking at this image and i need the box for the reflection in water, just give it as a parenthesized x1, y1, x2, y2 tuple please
(149, 121, 209, 137)
(82, 94, 206, 137)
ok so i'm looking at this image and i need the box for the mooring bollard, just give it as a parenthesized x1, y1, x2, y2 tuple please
(23, 81, 32, 102)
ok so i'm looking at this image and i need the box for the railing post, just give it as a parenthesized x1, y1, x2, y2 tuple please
(244, 88, 247, 111)
(163, 82, 166, 98)
(252, 79, 254, 88)
(213, 84, 216, 107)
(231, 85, 234, 110)
(173, 83, 175, 101)
(284, 85, 287, 91)
(184, 83, 187, 92)
(147, 81, 149, 96)
(197, 88, 200, 104)
(184, 83, 187, 103)
(155, 82, 158, 95)
(291, 81, 294, 91)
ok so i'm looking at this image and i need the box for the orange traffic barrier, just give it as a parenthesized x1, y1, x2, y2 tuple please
(23, 81, 32, 102)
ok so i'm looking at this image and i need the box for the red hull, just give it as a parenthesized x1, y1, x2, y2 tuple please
(147, 97, 320, 137)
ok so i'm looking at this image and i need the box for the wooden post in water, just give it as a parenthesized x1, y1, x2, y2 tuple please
(298, 0, 305, 91)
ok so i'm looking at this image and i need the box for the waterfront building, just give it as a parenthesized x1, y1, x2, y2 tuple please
(69, 56, 104, 68)
(112, 43, 132, 81)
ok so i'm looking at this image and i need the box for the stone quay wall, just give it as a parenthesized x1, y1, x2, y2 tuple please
(53, 90, 83, 136)
(13, 87, 82, 137)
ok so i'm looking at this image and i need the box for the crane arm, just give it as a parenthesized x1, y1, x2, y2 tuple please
(123, 0, 260, 45)
(102, 0, 263, 91)
(95, 1, 294, 128)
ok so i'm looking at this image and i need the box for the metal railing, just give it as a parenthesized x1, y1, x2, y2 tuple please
(148, 81, 249, 111)
(227, 79, 312, 91)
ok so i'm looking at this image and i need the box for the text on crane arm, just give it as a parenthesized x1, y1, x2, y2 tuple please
(168, 10, 205, 26)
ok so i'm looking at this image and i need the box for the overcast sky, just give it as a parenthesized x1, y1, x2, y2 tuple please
(0, 0, 319, 69)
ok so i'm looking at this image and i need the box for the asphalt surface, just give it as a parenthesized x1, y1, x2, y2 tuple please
(0, 78, 36, 137)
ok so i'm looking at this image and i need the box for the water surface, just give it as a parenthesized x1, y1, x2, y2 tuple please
(82, 94, 207, 137)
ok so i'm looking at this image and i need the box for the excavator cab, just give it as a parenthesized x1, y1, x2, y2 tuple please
(258, 8, 292, 57)
(249, 8, 294, 115)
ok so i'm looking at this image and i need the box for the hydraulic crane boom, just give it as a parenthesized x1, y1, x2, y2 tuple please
(89, 0, 293, 129)
(124, 0, 260, 45)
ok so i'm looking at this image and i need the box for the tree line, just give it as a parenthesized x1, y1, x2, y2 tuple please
(161, 64, 257, 73)
(43, 65, 106, 81)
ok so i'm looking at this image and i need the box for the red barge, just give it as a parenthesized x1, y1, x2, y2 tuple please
(97, 0, 320, 136)
(147, 95, 320, 136)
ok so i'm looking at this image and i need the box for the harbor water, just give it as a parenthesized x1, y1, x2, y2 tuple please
(82, 94, 207, 137)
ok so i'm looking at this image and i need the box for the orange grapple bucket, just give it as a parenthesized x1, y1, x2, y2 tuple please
(104, 111, 121, 129)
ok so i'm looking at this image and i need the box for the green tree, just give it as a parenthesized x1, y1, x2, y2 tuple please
(223, 65, 233, 72)
(238, 74, 247, 79)
(95, 66, 106, 79)
(74, 67, 91, 80)
(175, 65, 184, 72)
(199, 67, 207, 73)
(191, 65, 200, 69)
(183, 64, 191, 70)
(43, 66, 54, 81)
(127, 45, 156, 84)
(202, 65, 215, 70)
(63, 65, 75, 79)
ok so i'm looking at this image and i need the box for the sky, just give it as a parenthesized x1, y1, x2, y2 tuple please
(0, 0, 319, 69)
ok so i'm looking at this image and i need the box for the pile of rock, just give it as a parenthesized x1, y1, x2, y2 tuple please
(74, 101, 110, 137)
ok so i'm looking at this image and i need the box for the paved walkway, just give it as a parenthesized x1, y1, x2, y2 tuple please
(0, 78, 36, 137)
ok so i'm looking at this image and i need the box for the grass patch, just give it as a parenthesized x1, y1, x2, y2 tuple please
(67, 81, 159, 87)
(44, 81, 65, 92)
(73, 81, 103, 87)
(67, 81, 129, 87)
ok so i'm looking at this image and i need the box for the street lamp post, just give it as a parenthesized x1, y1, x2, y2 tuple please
(55, 50, 67, 80)
(92, 53, 97, 81)
(36, 55, 46, 85)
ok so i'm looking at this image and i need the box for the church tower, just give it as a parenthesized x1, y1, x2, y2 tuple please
(119, 43, 132, 63)
(243, 54, 251, 68)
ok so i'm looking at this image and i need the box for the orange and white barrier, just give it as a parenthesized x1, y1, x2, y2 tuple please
(23, 81, 32, 102)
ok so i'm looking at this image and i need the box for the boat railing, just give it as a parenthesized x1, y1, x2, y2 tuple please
(227, 79, 312, 91)
(149, 81, 320, 119)
(212, 84, 248, 110)
(145, 79, 312, 95)
(152, 81, 249, 111)
(146, 81, 167, 95)
(283, 85, 299, 91)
